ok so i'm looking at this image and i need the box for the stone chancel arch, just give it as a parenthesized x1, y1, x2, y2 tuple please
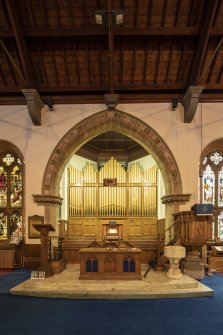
(33, 109, 191, 234)
(42, 110, 182, 197)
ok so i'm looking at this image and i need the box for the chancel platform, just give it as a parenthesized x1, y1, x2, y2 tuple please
(10, 264, 213, 300)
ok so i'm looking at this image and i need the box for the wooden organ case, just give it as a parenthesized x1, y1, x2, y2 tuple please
(63, 157, 158, 264)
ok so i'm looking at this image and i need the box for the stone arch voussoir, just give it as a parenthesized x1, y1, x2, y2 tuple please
(42, 109, 182, 196)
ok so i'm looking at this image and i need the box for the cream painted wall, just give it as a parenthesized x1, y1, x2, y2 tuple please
(119, 102, 216, 210)
(0, 101, 222, 243)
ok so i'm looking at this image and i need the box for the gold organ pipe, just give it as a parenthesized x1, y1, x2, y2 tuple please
(91, 187, 93, 215)
(68, 161, 157, 218)
(71, 186, 73, 216)
(137, 164, 139, 182)
(98, 180, 100, 216)
(121, 186, 123, 215)
(73, 186, 75, 216)
(74, 186, 76, 216)
(87, 186, 89, 214)
(78, 186, 79, 215)
(77, 186, 79, 215)
(70, 186, 74, 214)
(69, 186, 71, 216)
(102, 186, 104, 216)
(70, 186, 72, 216)
(137, 186, 139, 215)
(69, 166, 72, 183)
(114, 187, 116, 216)
(119, 186, 121, 215)
(107, 186, 109, 216)
(71, 186, 74, 216)
(102, 186, 103, 216)
(89, 186, 90, 214)
(101, 164, 103, 183)
(121, 186, 123, 216)
(102, 187, 107, 215)
(86, 163, 88, 183)
(104, 186, 107, 216)
(81, 186, 83, 216)
(75, 186, 77, 216)
(109, 159, 111, 178)
(111, 187, 113, 216)
(123, 186, 125, 215)
(109, 187, 111, 216)
(70, 166, 72, 183)
(104, 186, 106, 216)
(137, 186, 138, 215)
(90, 187, 91, 215)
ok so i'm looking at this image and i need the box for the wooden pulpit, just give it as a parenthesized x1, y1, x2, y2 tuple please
(33, 223, 55, 277)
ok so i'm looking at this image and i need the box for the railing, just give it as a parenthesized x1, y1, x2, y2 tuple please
(48, 236, 64, 261)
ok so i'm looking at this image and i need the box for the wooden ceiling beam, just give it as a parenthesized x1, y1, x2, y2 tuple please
(21, 88, 44, 126)
(4, 0, 35, 87)
(182, 0, 220, 123)
(0, 92, 223, 106)
(4, 0, 45, 125)
(2, 26, 223, 38)
(189, 1, 220, 85)
(2, 81, 223, 94)
(24, 26, 201, 37)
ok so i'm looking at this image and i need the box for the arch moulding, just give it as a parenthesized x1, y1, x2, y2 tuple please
(41, 110, 183, 199)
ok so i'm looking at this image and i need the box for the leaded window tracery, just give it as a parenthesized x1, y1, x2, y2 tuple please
(201, 150, 223, 240)
(0, 152, 24, 243)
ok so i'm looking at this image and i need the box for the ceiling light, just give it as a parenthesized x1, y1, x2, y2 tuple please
(95, 10, 124, 27)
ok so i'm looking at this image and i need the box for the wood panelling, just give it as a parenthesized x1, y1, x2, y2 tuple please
(0, 249, 15, 268)
(68, 216, 157, 241)
(14, 243, 41, 270)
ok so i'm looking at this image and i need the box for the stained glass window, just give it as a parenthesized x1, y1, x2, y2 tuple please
(218, 167, 223, 206)
(201, 150, 223, 241)
(0, 210, 7, 239)
(0, 166, 7, 207)
(0, 152, 23, 243)
(10, 166, 22, 207)
(202, 165, 215, 204)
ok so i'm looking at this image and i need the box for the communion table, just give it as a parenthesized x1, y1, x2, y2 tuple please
(79, 246, 142, 280)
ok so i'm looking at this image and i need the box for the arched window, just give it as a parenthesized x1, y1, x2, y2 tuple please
(201, 150, 223, 240)
(0, 152, 24, 244)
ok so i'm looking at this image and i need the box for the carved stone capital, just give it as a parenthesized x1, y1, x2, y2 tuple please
(32, 194, 63, 207)
(161, 193, 191, 205)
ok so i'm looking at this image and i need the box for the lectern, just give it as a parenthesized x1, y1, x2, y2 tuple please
(33, 223, 55, 277)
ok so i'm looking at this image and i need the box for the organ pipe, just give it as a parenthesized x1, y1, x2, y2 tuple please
(68, 157, 157, 217)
